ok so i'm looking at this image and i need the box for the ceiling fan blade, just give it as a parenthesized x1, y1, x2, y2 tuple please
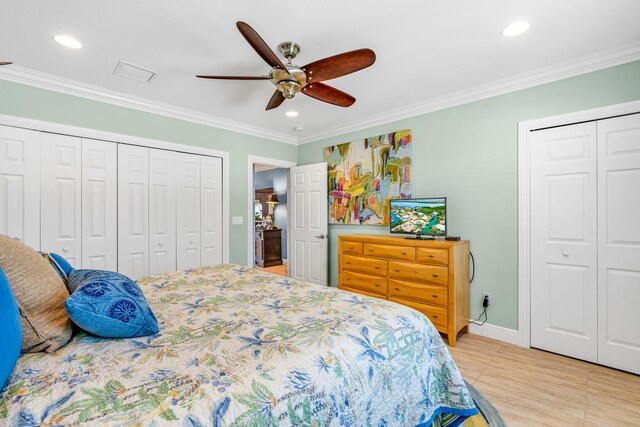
(302, 82, 355, 107)
(0, 62, 12, 66)
(303, 48, 375, 82)
(236, 21, 289, 73)
(196, 75, 271, 80)
(266, 90, 286, 111)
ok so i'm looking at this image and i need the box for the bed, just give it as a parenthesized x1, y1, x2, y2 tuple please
(0, 264, 477, 426)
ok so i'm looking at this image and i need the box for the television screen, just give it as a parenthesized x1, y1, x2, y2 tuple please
(390, 198, 447, 236)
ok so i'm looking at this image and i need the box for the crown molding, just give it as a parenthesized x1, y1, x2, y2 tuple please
(297, 40, 640, 145)
(2, 40, 639, 147)
(0, 66, 298, 145)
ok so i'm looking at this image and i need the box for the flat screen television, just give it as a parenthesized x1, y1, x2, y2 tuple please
(390, 197, 447, 239)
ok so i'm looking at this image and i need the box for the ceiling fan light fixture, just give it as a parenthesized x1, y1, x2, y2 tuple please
(54, 35, 83, 49)
(277, 79, 301, 99)
(501, 21, 530, 37)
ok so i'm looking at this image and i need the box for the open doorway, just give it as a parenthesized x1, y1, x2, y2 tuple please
(247, 156, 296, 277)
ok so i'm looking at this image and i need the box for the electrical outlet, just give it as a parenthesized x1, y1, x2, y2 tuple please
(482, 292, 491, 307)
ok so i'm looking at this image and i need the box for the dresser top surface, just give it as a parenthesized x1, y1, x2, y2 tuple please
(339, 234, 468, 248)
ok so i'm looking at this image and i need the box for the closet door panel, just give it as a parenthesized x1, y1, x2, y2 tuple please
(201, 156, 223, 266)
(597, 113, 640, 374)
(176, 153, 201, 270)
(41, 133, 82, 267)
(0, 125, 40, 249)
(530, 122, 598, 363)
(118, 144, 149, 278)
(82, 139, 117, 270)
(149, 148, 176, 274)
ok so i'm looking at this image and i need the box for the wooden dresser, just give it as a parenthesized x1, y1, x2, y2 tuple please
(255, 229, 282, 267)
(338, 234, 470, 346)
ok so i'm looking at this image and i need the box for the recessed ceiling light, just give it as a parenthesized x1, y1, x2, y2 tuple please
(501, 21, 530, 37)
(53, 35, 83, 49)
(285, 111, 299, 117)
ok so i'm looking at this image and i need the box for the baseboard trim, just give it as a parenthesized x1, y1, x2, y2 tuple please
(468, 321, 519, 346)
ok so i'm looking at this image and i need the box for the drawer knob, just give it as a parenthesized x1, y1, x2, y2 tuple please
(62, 247, 69, 253)
(401, 252, 407, 255)
(349, 246, 353, 249)
(374, 266, 380, 269)
(432, 294, 438, 298)
(368, 249, 374, 252)
(346, 277, 351, 280)
(428, 255, 434, 258)
(433, 315, 439, 319)
(395, 269, 400, 272)
(394, 287, 400, 291)
(375, 284, 380, 287)
(432, 274, 439, 278)
(346, 262, 351, 265)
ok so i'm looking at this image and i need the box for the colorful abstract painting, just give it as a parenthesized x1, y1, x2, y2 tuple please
(324, 129, 412, 225)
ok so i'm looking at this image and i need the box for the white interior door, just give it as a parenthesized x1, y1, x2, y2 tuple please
(530, 122, 598, 362)
(82, 139, 117, 270)
(176, 152, 201, 270)
(597, 113, 640, 375)
(118, 144, 149, 278)
(149, 148, 177, 275)
(200, 156, 223, 266)
(0, 125, 40, 249)
(40, 133, 82, 268)
(289, 162, 328, 285)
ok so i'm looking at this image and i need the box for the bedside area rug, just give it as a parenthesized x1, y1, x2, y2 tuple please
(462, 381, 506, 427)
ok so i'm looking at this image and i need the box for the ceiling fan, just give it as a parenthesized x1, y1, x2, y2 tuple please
(197, 22, 376, 111)
(0, 62, 12, 66)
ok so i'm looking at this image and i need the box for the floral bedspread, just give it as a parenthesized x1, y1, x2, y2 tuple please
(0, 265, 477, 426)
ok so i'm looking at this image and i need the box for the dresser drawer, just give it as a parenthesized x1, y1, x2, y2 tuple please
(388, 261, 449, 285)
(341, 285, 387, 300)
(417, 248, 449, 265)
(389, 296, 448, 329)
(363, 243, 415, 261)
(343, 254, 387, 276)
(388, 279, 448, 306)
(342, 270, 388, 294)
(342, 241, 363, 255)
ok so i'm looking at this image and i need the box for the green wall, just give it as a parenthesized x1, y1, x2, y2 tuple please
(0, 79, 298, 265)
(297, 60, 640, 330)
(3, 60, 640, 330)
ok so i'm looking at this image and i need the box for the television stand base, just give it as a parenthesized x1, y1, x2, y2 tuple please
(405, 235, 435, 240)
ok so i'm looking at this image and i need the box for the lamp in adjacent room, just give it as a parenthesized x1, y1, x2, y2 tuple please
(264, 193, 279, 229)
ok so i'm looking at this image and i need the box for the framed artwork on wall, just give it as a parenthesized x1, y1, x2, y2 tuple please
(324, 129, 412, 225)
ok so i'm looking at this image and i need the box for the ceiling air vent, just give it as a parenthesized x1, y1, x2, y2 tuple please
(113, 60, 157, 83)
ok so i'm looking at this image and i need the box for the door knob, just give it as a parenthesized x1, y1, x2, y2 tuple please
(315, 234, 326, 239)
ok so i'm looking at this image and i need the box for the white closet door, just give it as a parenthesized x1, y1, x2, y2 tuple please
(597, 113, 640, 375)
(118, 144, 149, 278)
(176, 153, 201, 270)
(530, 122, 598, 362)
(0, 125, 41, 249)
(82, 139, 117, 270)
(40, 133, 82, 268)
(200, 156, 223, 266)
(149, 148, 176, 274)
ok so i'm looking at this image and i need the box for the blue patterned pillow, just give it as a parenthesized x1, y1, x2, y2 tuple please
(65, 270, 159, 338)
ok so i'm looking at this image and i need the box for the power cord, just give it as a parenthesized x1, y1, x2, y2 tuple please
(469, 293, 489, 326)
(469, 251, 475, 284)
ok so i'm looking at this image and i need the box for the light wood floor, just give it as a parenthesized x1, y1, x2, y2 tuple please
(447, 334, 640, 426)
(256, 264, 288, 276)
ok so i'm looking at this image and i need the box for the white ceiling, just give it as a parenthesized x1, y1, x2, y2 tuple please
(1, 0, 639, 143)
